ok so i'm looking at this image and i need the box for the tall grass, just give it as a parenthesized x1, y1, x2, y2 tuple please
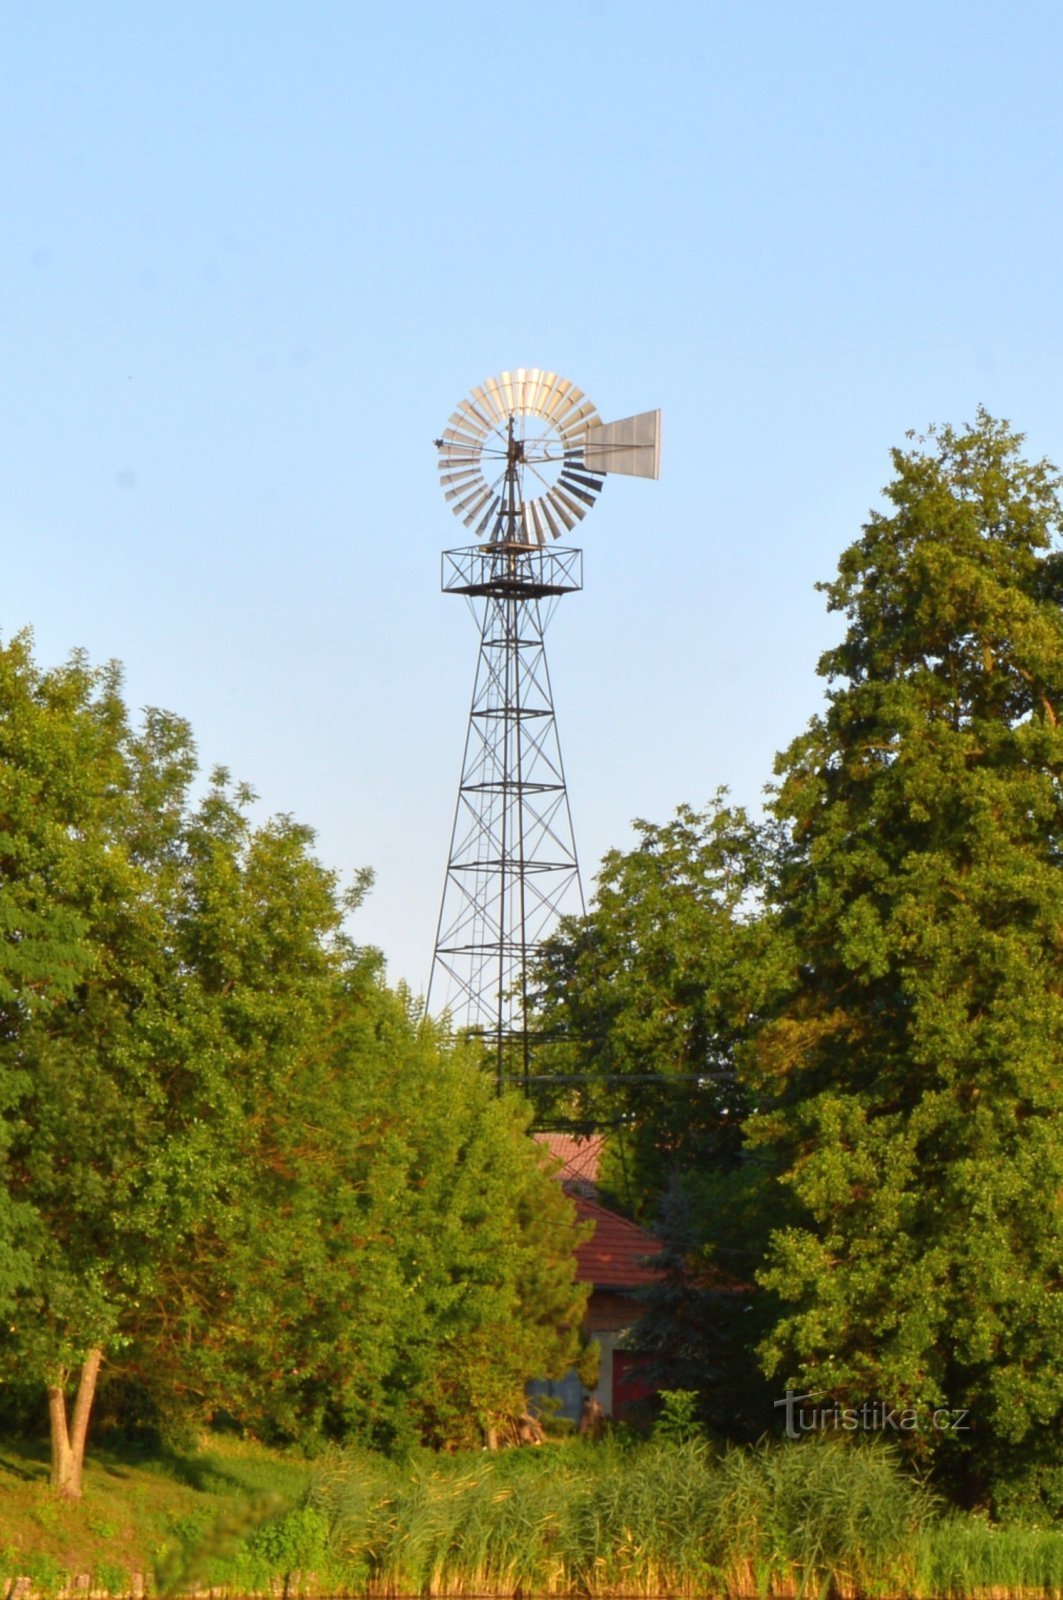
(913, 1515, 1063, 1599)
(309, 1436, 939, 1597)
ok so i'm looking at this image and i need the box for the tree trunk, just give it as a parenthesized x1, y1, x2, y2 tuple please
(48, 1347, 103, 1500)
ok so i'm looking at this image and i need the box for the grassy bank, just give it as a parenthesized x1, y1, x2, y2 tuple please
(4, 1432, 1063, 1597)
(0, 1433, 314, 1596)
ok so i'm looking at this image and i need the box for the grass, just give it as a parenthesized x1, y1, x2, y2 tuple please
(312, 1438, 1063, 1598)
(913, 1515, 1063, 1598)
(3, 1431, 1063, 1596)
(312, 1435, 938, 1596)
(0, 1431, 314, 1595)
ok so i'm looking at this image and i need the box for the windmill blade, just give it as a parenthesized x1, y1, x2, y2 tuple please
(552, 484, 590, 522)
(559, 467, 605, 494)
(454, 484, 492, 524)
(556, 473, 599, 509)
(522, 500, 541, 545)
(524, 367, 549, 416)
(544, 488, 578, 532)
(472, 384, 508, 424)
(580, 409, 661, 479)
(444, 477, 482, 504)
(441, 466, 480, 488)
(440, 450, 481, 472)
(538, 496, 565, 541)
(456, 398, 494, 434)
(442, 425, 484, 453)
(514, 368, 541, 414)
(472, 496, 501, 537)
(441, 465, 483, 488)
(444, 477, 483, 504)
(533, 370, 560, 416)
(442, 421, 482, 445)
(540, 376, 577, 423)
(555, 398, 599, 435)
(483, 375, 512, 420)
(537, 501, 556, 544)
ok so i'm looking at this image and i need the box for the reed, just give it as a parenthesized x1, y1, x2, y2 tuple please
(310, 1435, 940, 1597)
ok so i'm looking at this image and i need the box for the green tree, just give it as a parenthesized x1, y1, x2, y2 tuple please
(751, 412, 1063, 1512)
(0, 639, 200, 1497)
(529, 800, 786, 1438)
(632, 1166, 782, 1442)
(141, 974, 591, 1453)
(531, 800, 776, 1215)
(110, 773, 371, 1451)
(0, 634, 589, 1485)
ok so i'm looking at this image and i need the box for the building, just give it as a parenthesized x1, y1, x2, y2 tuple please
(530, 1133, 665, 1423)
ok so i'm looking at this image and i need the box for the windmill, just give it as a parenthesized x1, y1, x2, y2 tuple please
(427, 369, 660, 1083)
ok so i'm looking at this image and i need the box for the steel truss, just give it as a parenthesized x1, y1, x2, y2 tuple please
(428, 541, 585, 1082)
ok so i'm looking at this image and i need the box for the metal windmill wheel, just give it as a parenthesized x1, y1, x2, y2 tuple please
(436, 367, 660, 545)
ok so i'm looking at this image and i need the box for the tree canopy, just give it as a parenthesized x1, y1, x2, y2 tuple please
(532, 412, 1063, 1512)
(531, 800, 775, 1214)
(9, 408, 1063, 1515)
(0, 633, 588, 1491)
(748, 412, 1063, 1512)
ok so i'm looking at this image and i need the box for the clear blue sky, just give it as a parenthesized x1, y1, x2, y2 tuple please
(4, 1, 1063, 992)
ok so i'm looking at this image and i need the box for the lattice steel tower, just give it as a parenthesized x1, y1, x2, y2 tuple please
(427, 369, 660, 1081)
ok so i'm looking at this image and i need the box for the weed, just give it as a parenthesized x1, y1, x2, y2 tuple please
(653, 1386, 703, 1444)
(30, 1499, 60, 1532)
(22, 1550, 65, 1598)
(92, 1558, 130, 1595)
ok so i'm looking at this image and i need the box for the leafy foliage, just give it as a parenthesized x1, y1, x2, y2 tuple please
(531, 799, 779, 1214)
(0, 633, 588, 1470)
(528, 799, 787, 1435)
(529, 413, 1063, 1512)
(750, 412, 1063, 1510)
(160, 1008, 590, 1452)
(632, 1170, 779, 1441)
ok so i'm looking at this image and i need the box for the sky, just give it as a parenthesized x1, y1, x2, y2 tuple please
(4, 0, 1063, 995)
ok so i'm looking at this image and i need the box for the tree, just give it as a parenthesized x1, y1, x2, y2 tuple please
(528, 800, 787, 1439)
(531, 800, 776, 1215)
(116, 773, 590, 1453)
(0, 639, 197, 1497)
(138, 979, 591, 1453)
(0, 633, 590, 1487)
(750, 412, 1063, 1512)
(631, 1167, 779, 1441)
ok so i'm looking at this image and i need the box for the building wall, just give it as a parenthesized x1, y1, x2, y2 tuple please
(585, 1288, 643, 1334)
(530, 1289, 663, 1425)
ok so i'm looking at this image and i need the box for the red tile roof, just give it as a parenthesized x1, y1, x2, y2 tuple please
(570, 1193, 665, 1289)
(533, 1130, 605, 1194)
